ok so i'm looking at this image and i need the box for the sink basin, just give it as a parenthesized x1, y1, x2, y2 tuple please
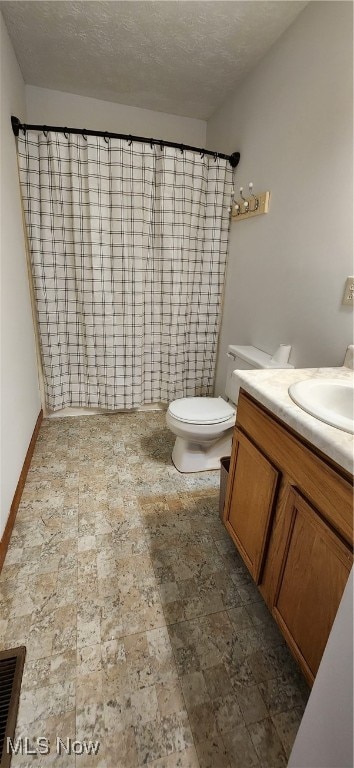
(288, 378, 354, 434)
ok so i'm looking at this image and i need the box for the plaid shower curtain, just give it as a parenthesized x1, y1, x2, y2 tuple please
(17, 132, 233, 411)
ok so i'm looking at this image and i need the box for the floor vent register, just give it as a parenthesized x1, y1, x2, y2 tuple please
(0, 646, 26, 768)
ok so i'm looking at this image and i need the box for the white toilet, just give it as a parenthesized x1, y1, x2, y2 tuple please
(166, 344, 293, 472)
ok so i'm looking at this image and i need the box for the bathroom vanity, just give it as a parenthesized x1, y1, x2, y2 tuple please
(223, 363, 354, 687)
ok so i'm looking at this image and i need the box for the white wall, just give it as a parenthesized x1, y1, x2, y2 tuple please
(289, 569, 353, 768)
(0, 13, 41, 538)
(207, 1, 353, 394)
(26, 85, 206, 146)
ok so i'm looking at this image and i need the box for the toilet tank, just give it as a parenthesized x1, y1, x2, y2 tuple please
(225, 344, 293, 404)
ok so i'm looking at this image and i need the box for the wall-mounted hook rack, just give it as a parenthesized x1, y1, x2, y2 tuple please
(231, 185, 270, 222)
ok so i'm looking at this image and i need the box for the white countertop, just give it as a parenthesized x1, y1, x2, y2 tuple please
(233, 348, 354, 475)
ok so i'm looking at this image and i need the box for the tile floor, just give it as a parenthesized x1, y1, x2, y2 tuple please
(0, 412, 309, 767)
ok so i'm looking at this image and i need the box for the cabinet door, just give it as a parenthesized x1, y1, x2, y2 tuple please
(224, 430, 279, 583)
(273, 488, 352, 684)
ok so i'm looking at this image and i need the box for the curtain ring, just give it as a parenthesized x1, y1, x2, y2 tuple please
(214, 152, 218, 162)
(200, 151, 205, 159)
(43, 127, 48, 138)
(22, 126, 27, 136)
(159, 140, 163, 151)
(150, 139, 154, 149)
(82, 130, 87, 141)
(64, 129, 69, 139)
(127, 135, 132, 146)
(180, 144, 184, 154)
(104, 132, 110, 144)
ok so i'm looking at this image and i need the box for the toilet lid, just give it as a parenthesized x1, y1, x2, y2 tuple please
(168, 397, 235, 425)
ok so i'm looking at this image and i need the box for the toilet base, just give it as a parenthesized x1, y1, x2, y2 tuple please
(171, 431, 233, 473)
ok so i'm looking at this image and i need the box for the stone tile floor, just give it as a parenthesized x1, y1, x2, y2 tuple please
(0, 412, 309, 767)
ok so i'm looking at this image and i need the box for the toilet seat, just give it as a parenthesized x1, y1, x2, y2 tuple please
(168, 396, 235, 425)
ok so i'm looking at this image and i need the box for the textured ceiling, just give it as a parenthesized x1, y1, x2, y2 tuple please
(1, 1, 307, 119)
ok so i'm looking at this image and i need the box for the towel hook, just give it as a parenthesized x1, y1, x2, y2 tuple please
(239, 187, 249, 212)
(248, 182, 259, 212)
(229, 188, 240, 216)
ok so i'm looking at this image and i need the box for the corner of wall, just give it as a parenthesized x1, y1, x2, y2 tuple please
(0, 12, 42, 540)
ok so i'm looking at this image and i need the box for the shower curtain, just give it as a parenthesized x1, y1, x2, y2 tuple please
(17, 131, 233, 411)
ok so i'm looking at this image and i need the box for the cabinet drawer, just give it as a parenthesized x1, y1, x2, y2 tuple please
(224, 430, 280, 583)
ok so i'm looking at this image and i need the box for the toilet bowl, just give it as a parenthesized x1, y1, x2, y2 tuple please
(166, 397, 236, 472)
(167, 344, 294, 472)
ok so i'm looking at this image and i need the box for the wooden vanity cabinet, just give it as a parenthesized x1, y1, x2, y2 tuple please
(223, 390, 353, 686)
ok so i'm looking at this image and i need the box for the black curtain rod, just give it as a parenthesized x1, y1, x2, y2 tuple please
(11, 115, 240, 168)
